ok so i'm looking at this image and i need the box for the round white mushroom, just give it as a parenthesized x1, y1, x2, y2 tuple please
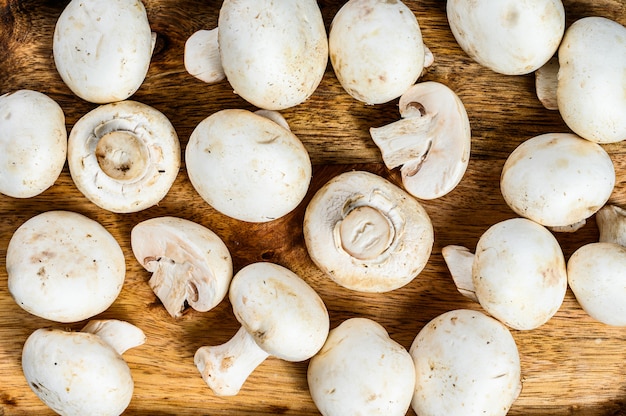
(0, 90, 67, 198)
(446, 0, 565, 75)
(307, 317, 415, 416)
(303, 170, 434, 292)
(67, 100, 181, 213)
(53, 0, 155, 103)
(185, 109, 311, 223)
(329, 0, 425, 104)
(194, 262, 329, 396)
(130, 216, 233, 319)
(22, 319, 145, 416)
(410, 309, 522, 416)
(7, 210, 126, 323)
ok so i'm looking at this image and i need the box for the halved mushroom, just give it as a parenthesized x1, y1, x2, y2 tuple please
(185, 108, 311, 223)
(442, 217, 567, 330)
(195, 262, 329, 396)
(0, 90, 67, 198)
(303, 170, 434, 293)
(130, 216, 233, 319)
(22, 319, 145, 416)
(67, 100, 181, 213)
(7, 210, 126, 323)
(370, 81, 471, 199)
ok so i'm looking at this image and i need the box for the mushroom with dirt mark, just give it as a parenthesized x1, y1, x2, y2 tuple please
(185, 108, 311, 223)
(0, 90, 67, 198)
(446, 0, 565, 75)
(22, 319, 145, 416)
(410, 309, 522, 416)
(130, 216, 233, 319)
(67, 100, 181, 213)
(7, 210, 126, 323)
(442, 217, 568, 330)
(303, 170, 434, 293)
(370, 81, 471, 200)
(53, 0, 155, 104)
(194, 262, 329, 396)
(307, 317, 415, 416)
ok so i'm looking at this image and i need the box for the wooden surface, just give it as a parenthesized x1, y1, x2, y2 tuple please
(1, 0, 626, 415)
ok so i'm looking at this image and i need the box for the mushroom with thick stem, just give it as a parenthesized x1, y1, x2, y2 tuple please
(0, 90, 67, 198)
(130, 216, 233, 319)
(442, 217, 568, 330)
(67, 100, 181, 213)
(194, 262, 329, 396)
(410, 309, 522, 416)
(22, 319, 145, 416)
(307, 317, 415, 416)
(7, 210, 126, 323)
(370, 81, 471, 200)
(303, 170, 434, 293)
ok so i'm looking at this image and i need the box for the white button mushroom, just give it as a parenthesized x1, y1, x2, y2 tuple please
(303, 170, 434, 293)
(194, 262, 329, 396)
(130, 216, 233, 319)
(0, 90, 67, 198)
(369, 81, 471, 199)
(307, 317, 415, 416)
(500, 133, 615, 230)
(410, 309, 522, 416)
(446, 0, 565, 75)
(53, 0, 155, 103)
(7, 210, 126, 323)
(556, 16, 626, 143)
(329, 0, 425, 105)
(442, 217, 568, 330)
(185, 109, 312, 223)
(22, 319, 145, 416)
(67, 100, 181, 213)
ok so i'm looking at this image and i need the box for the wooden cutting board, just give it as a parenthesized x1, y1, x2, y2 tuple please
(1, 0, 626, 414)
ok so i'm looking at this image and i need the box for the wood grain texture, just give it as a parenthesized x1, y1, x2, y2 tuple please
(1, 0, 626, 415)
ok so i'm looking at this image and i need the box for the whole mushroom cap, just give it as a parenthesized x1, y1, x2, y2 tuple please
(0, 90, 67, 198)
(7, 210, 126, 323)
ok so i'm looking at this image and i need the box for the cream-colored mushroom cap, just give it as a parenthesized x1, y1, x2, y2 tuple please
(557, 16, 626, 143)
(7, 210, 126, 323)
(447, 0, 565, 75)
(131, 216, 233, 318)
(303, 170, 434, 292)
(500, 133, 615, 229)
(410, 309, 522, 416)
(68, 100, 181, 213)
(0, 90, 67, 198)
(329, 0, 425, 104)
(53, 0, 154, 103)
(185, 109, 311, 223)
(307, 317, 415, 416)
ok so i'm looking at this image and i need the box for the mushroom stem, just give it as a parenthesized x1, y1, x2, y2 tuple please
(441, 245, 478, 302)
(146, 256, 196, 318)
(184, 28, 225, 84)
(597, 204, 626, 247)
(194, 326, 270, 396)
(81, 319, 146, 355)
(535, 56, 559, 110)
(335, 205, 394, 260)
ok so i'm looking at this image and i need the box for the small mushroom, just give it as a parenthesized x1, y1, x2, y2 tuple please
(442, 217, 568, 330)
(410, 309, 522, 416)
(0, 90, 67, 198)
(22, 319, 145, 416)
(328, 0, 426, 105)
(597, 204, 626, 247)
(7, 210, 126, 323)
(303, 170, 434, 293)
(370, 81, 471, 199)
(446, 0, 565, 75)
(53, 0, 155, 103)
(185, 109, 311, 223)
(500, 133, 615, 230)
(194, 262, 329, 396)
(130, 216, 233, 319)
(67, 100, 181, 213)
(307, 317, 415, 416)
